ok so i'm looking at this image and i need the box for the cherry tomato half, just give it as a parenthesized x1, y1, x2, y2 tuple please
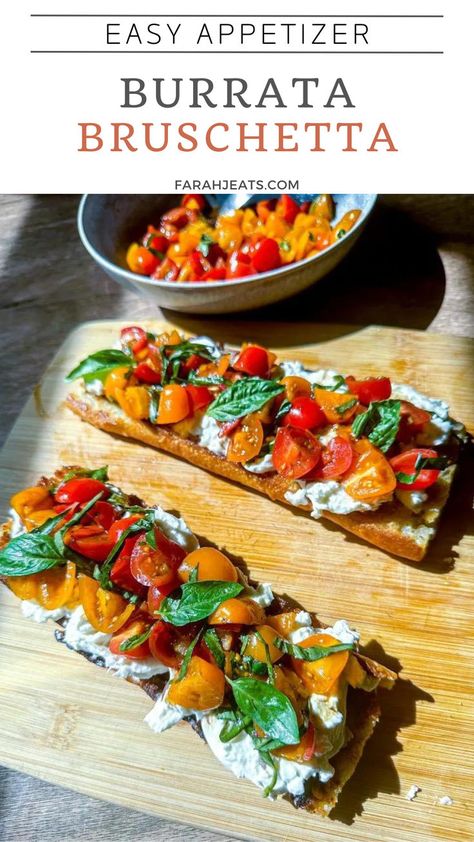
(233, 345, 270, 378)
(272, 426, 322, 479)
(134, 362, 162, 385)
(283, 397, 326, 431)
(251, 238, 281, 273)
(147, 580, 179, 615)
(126, 245, 159, 276)
(397, 401, 431, 442)
(65, 524, 115, 563)
(110, 538, 147, 596)
(55, 477, 109, 506)
(109, 618, 151, 660)
(130, 528, 186, 587)
(227, 414, 264, 463)
(343, 439, 396, 501)
(226, 251, 255, 280)
(276, 194, 300, 224)
(83, 501, 116, 531)
(390, 447, 441, 490)
(148, 620, 182, 669)
(120, 325, 148, 355)
(307, 436, 354, 480)
(186, 384, 214, 412)
(153, 257, 179, 282)
(346, 376, 392, 405)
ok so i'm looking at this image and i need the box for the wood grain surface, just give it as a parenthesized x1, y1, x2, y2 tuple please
(1, 318, 473, 842)
(0, 195, 473, 842)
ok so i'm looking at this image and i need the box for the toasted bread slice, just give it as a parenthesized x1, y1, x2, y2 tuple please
(66, 386, 457, 562)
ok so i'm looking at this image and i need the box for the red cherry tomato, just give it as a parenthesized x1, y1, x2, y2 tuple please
(207, 244, 227, 266)
(276, 194, 300, 224)
(83, 501, 116, 531)
(397, 401, 431, 441)
(148, 620, 182, 669)
(134, 362, 162, 385)
(66, 524, 115, 563)
(272, 426, 322, 479)
(390, 447, 441, 490)
(226, 251, 255, 280)
(188, 249, 209, 279)
(147, 580, 179, 616)
(130, 529, 186, 587)
(128, 246, 159, 276)
(109, 618, 151, 660)
(108, 515, 142, 545)
(233, 346, 270, 378)
(161, 207, 191, 229)
(110, 538, 147, 596)
(153, 257, 179, 282)
(145, 234, 168, 255)
(120, 325, 148, 355)
(180, 353, 208, 375)
(283, 397, 326, 430)
(55, 477, 109, 506)
(181, 194, 206, 211)
(186, 384, 214, 412)
(251, 238, 281, 273)
(308, 436, 354, 480)
(346, 376, 392, 405)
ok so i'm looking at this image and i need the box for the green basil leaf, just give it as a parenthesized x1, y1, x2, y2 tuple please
(0, 533, 65, 577)
(251, 735, 286, 752)
(160, 580, 243, 627)
(335, 397, 357, 415)
(337, 229, 346, 239)
(261, 751, 279, 798)
(203, 628, 225, 669)
(241, 655, 269, 677)
(312, 374, 349, 393)
(197, 233, 215, 257)
(60, 466, 109, 483)
(176, 629, 203, 680)
(147, 386, 161, 424)
(275, 637, 354, 661)
(188, 371, 225, 387)
(228, 677, 299, 746)
(66, 349, 133, 382)
(280, 240, 291, 252)
(161, 341, 217, 385)
(352, 399, 401, 452)
(119, 626, 152, 652)
(396, 454, 448, 486)
(218, 710, 252, 743)
(254, 630, 275, 684)
(275, 399, 291, 422)
(207, 378, 284, 422)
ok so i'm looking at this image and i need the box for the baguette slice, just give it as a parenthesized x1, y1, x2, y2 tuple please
(67, 386, 458, 562)
(0, 469, 396, 815)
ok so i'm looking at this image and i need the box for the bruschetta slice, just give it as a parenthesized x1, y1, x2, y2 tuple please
(0, 467, 396, 815)
(66, 327, 466, 561)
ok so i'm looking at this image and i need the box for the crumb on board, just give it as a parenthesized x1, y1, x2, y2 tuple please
(406, 785, 422, 801)
(438, 795, 454, 806)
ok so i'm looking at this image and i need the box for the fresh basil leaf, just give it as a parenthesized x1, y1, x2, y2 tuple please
(275, 637, 354, 661)
(188, 565, 199, 584)
(119, 626, 152, 652)
(207, 378, 284, 422)
(145, 528, 157, 549)
(395, 454, 448, 485)
(0, 533, 65, 577)
(261, 751, 279, 798)
(251, 735, 286, 752)
(176, 630, 203, 681)
(313, 375, 349, 393)
(147, 386, 161, 424)
(275, 399, 291, 422)
(161, 341, 217, 384)
(160, 580, 243, 627)
(228, 677, 299, 746)
(218, 710, 252, 743)
(60, 466, 109, 483)
(337, 229, 346, 239)
(203, 628, 225, 668)
(254, 630, 275, 684)
(66, 349, 132, 382)
(352, 399, 401, 453)
(188, 371, 225, 387)
(335, 397, 357, 415)
(280, 240, 291, 252)
(241, 655, 268, 677)
(197, 233, 215, 257)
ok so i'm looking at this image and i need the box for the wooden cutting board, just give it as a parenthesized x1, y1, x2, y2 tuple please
(0, 320, 473, 842)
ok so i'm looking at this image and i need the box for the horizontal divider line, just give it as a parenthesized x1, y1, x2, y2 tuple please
(30, 50, 444, 55)
(30, 13, 445, 18)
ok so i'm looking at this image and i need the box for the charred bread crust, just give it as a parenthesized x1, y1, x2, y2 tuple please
(66, 387, 457, 562)
(1, 489, 397, 817)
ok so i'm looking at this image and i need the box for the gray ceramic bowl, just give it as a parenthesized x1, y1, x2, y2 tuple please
(78, 194, 377, 315)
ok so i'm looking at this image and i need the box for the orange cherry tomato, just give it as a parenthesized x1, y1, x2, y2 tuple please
(313, 388, 359, 424)
(272, 426, 322, 479)
(10, 486, 54, 521)
(291, 632, 350, 695)
(280, 376, 312, 402)
(178, 546, 238, 583)
(109, 617, 151, 660)
(126, 243, 159, 276)
(343, 438, 396, 501)
(275, 722, 316, 762)
(166, 655, 225, 710)
(227, 414, 264, 464)
(130, 529, 186, 587)
(104, 366, 133, 401)
(78, 574, 134, 633)
(208, 597, 265, 626)
(6, 574, 39, 600)
(115, 385, 151, 420)
(156, 384, 190, 424)
(267, 611, 307, 638)
(244, 624, 283, 663)
(36, 561, 78, 610)
(23, 508, 59, 531)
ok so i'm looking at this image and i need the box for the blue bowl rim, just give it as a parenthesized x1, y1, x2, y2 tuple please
(77, 193, 377, 292)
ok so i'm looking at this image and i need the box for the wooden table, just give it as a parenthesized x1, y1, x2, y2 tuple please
(0, 194, 473, 841)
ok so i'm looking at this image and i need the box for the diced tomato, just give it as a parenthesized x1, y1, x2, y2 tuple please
(55, 477, 109, 506)
(110, 538, 147, 596)
(390, 447, 441, 490)
(148, 620, 182, 669)
(83, 501, 116, 531)
(108, 515, 142, 546)
(233, 345, 270, 378)
(120, 325, 148, 355)
(186, 384, 214, 412)
(161, 207, 190, 229)
(202, 266, 226, 281)
(188, 249, 209, 279)
(126, 245, 160, 276)
(226, 251, 255, 280)
(276, 194, 300, 224)
(283, 397, 326, 431)
(219, 419, 241, 437)
(346, 376, 392, 405)
(147, 580, 179, 615)
(65, 524, 115, 563)
(397, 401, 431, 441)
(130, 528, 186, 587)
(109, 618, 151, 660)
(307, 436, 354, 480)
(134, 362, 162, 385)
(207, 244, 227, 266)
(299, 201, 311, 214)
(181, 354, 208, 376)
(181, 194, 206, 212)
(153, 257, 179, 282)
(272, 426, 322, 479)
(256, 199, 276, 222)
(145, 234, 168, 255)
(251, 238, 281, 273)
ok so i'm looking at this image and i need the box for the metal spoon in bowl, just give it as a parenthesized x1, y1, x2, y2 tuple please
(205, 193, 318, 215)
